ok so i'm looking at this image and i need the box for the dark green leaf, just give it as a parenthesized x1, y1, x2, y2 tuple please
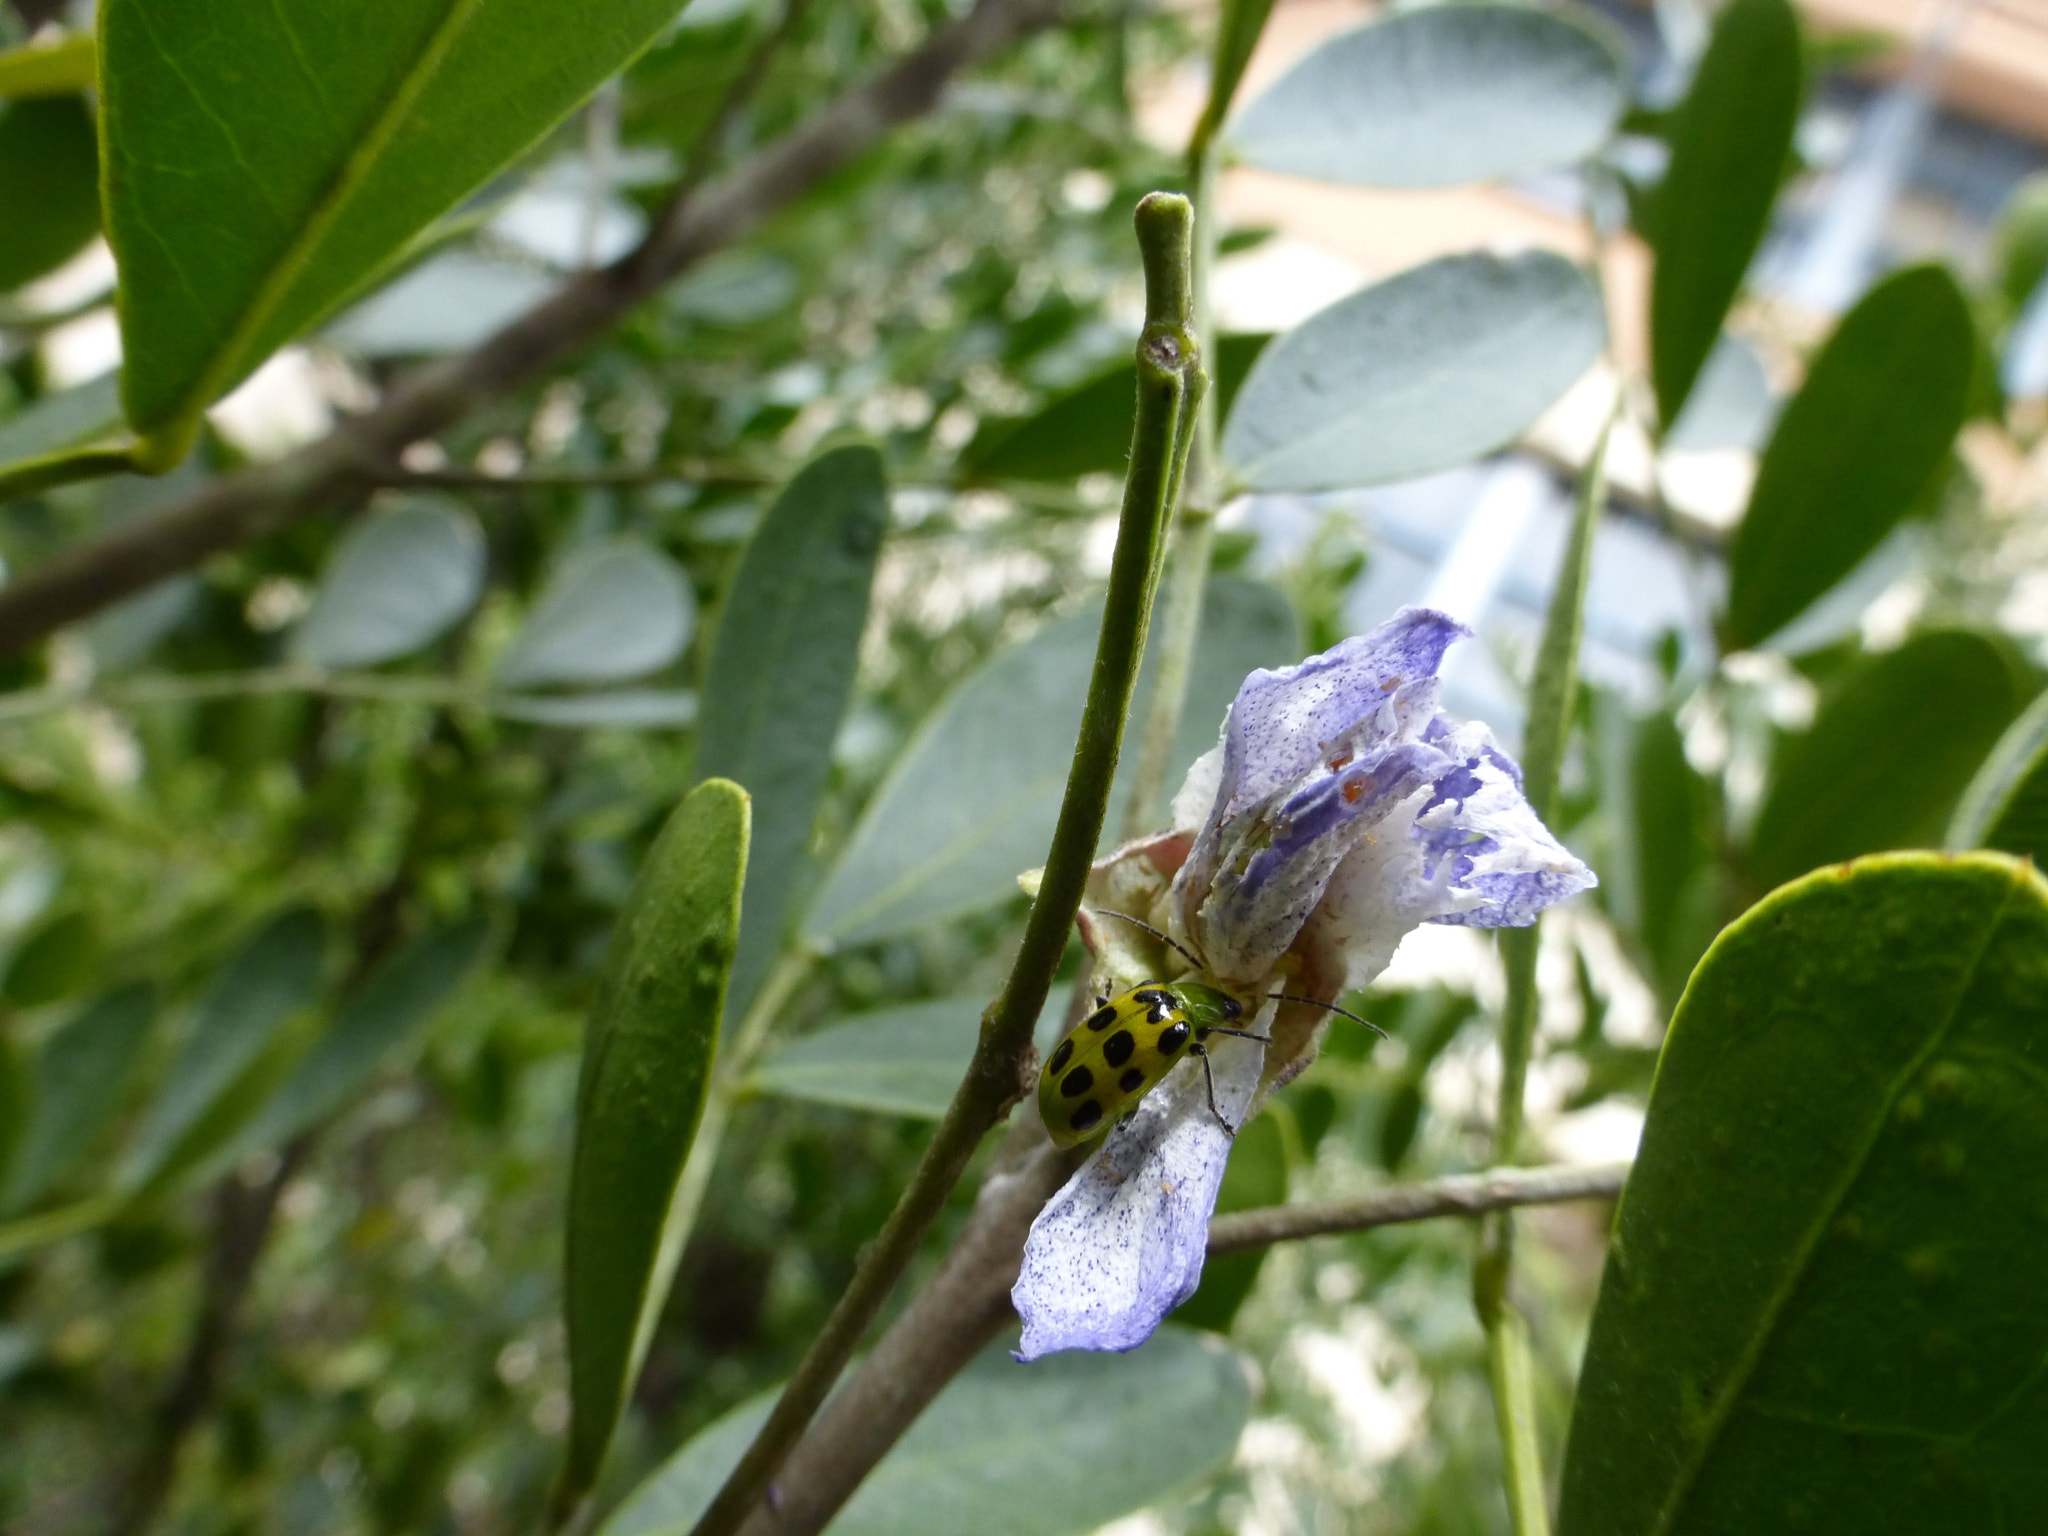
(498, 539, 695, 690)
(1601, 706, 1723, 1013)
(292, 499, 485, 669)
(696, 445, 887, 1023)
(198, 919, 491, 1175)
(116, 908, 325, 1192)
(563, 778, 748, 1505)
(1749, 630, 2027, 915)
(959, 334, 1268, 485)
(1649, 0, 1801, 427)
(2, 985, 155, 1214)
(0, 96, 100, 292)
(1558, 852, 2048, 1536)
(1724, 266, 1975, 651)
(1229, 5, 1624, 190)
(2, 910, 101, 1008)
(1946, 687, 2048, 861)
(100, 0, 689, 439)
(602, 1330, 1252, 1536)
(1221, 251, 1603, 492)
(806, 577, 1298, 946)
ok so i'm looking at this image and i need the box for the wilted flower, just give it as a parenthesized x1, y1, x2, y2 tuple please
(1013, 607, 1596, 1359)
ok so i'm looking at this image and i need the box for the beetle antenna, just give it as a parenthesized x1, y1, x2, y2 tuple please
(1267, 992, 1388, 1038)
(1092, 909, 1203, 973)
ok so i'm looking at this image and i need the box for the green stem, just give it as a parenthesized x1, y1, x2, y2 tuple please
(680, 191, 1202, 1536)
(1476, 411, 1616, 1536)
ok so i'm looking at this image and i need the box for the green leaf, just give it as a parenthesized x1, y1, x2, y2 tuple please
(1220, 251, 1603, 492)
(1723, 266, 1975, 652)
(959, 333, 1269, 485)
(0, 34, 95, 98)
(805, 577, 1298, 947)
(1625, 710, 1723, 1014)
(696, 445, 887, 1023)
(0, 96, 100, 293)
(563, 778, 748, 1504)
(2, 985, 155, 1214)
(1558, 852, 2048, 1536)
(99, 0, 688, 443)
(0, 374, 124, 468)
(1992, 170, 2048, 318)
(1748, 630, 2027, 899)
(747, 996, 982, 1119)
(602, 1330, 1252, 1536)
(2, 910, 101, 1008)
(1946, 686, 2048, 861)
(116, 908, 326, 1192)
(1229, 4, 1624, 190)
(292, 499, 485, 669)
(1649, 0, 1801, 428)
(491, 690, 699, 728)
(498, 539, 695, 690)
(197, 919, 491, 1175)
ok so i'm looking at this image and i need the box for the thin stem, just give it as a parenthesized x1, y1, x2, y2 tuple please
(1476, 405, 1616, 1536)
(1206, 1161, 1630, 1256)
(681, 191, 1201, 1536)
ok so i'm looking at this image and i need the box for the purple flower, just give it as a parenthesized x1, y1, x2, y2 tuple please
(1013, 607, 1595, 1360)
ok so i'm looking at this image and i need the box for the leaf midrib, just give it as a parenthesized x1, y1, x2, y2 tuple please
(165, 0, 484, 435)
(1651, 867, 2024, 1533)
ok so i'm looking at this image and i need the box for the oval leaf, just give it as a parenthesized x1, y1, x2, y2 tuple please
(0, 374, 124, 469)
(805, 577, 1299, 947)
(1748, 630, 2027, 891)
(1723, 265, 1975, 652)
(1946, 686, 2048, 860)
(116, 908, 326, 1193)
(292, 498, 486, 669)
(748, 996, 983, 1120)
(1559, 852, 2048, 1535)
(1220, 251, 1604, 493)
(492, 689, 699, 728)
(0, 95, 100, 292)
(196, 918, 491, 1178)
(100, 0, 691, 437)
(1230, 5, 1624, 190)
(563, 778, 748, 1505)
(1649, 0, 1802, 427)
(2, 984, 155, 1214)
(498, 539, 695, 690)
(602, 1330, 1252, 1536)
(696, 445, 887, 1023)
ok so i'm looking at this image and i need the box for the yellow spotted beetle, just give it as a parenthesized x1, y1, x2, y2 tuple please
(1038, 913, 1381, 1149)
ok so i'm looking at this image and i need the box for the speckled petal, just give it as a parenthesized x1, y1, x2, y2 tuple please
(1415, 721, 1598, 929)
(1012, 1034, 1264, 1359)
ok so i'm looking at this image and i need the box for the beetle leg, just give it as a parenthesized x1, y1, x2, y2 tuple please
(1192, 1043, 1238, 1136)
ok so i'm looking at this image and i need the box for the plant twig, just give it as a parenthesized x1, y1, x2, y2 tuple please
(728, 1154, 1628, 1536)
(1209, 1160, 1630, 1256)
(1476, 405, 1616, 1536)
(109, 1135, 312, 1534)
(681, 190, 1203, 1536)
(0, 0, 1072, 659)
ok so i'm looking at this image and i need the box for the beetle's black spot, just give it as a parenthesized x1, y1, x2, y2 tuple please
(1048, 1039, 1073, 1076)
(1148, 1000, 1177, 1025)
(1158, 1021, 1190, 1055)
(1119, 1067, 1145, 1093)
(1060, 1066, 1094, 1098)
(1131, 988, 1171, 1008)
(1070, 1100, 1104, 1133)
(1085, 1006, 1117, 1032)
(1103, 1030, 1136, 1067)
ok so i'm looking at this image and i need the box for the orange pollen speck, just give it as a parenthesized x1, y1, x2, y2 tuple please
(1328, 751, 1354, 772)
